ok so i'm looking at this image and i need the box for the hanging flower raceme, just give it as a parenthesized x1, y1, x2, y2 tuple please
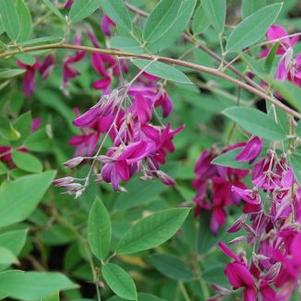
(211, 140, 301, 301)
(192, 142, 251, 234)
(17, 55, 55, 97)
(100, 15, 116, 37)
(262, 24, 301, 87)
(55, 70, 181, 195)
(62, 33, 85, 93)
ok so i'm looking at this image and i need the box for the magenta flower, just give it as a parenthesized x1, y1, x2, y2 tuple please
(219, 242, 256, 301)
(261, 24, 299, 58)
(192, 145, 248, 233)
(100, 141, 149, 190)
(69, 131, 99, 156)
(17, 60, 40, 97)
(236, 136, 262, 163)
(39, 55, 55, 79)
(62, 34, 85, 92)
(63, 0, 73, 9)
(101, 15, 116, 37)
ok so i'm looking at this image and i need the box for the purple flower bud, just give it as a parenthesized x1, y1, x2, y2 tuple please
(53, 177, 74, 187)
(64, 156, 85, 168)
(236, 136, 263, 163)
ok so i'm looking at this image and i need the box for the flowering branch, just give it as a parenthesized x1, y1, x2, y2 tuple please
(1, 42, 301, 119)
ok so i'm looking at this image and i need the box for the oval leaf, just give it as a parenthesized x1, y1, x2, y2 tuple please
(132, 59, 192, 84)
(148, 0, 197, 52)
(226, 3, 283, 52)
(202, 0, 226, 33)
(102, 263, 137, 301)
(143, 0, 182, 44)
(0, 0, 20, 41)
(223, 107, 286, 141)
(69, 0, 100, 23)
(0, 270, 77, 301)
(12, 151, 43, 173)
(0, 171, 56, 228)
(149, 253, 193, 281)
(88, 199, 111, 260)
(99, 0, 132, 32)
(16, 0, 32, 41)
(116, 208, 190, 254)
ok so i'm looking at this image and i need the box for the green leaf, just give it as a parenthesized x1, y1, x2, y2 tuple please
(0, 171, 56, 228)
(0, 0, 20, 41)
(0, 229, 27, 256)
(0, 247, 19, 266)
(149, 254, 193, 281)
(42, 0, 65, 20)
(40, 292, 60, 301)
(114, 178, 167, 211)
(111, 36, 143, 54)
(88, 199, 111, 260)
(132, 59, 192, 84)
(241, 0, 267, 18)
(268, 79, 301, 113)
(0, 270, 77, 301)
(99, 0, 132, 31)
(102, 263, 137, 301)
(0, 161, 7, 175)
(23, 127, 52, 152)
(148, 0, 197, 52)
(192, 2, 210, 35)
(116, 208, 190, 254)
(12, 151, 43, 173)
(69, 0, 100, 23)
(143, 0, 182, 45)
(16, 0, 32, 41)
(0, 15, 4, 34)
(202, 0, 226, 33)
(289, 154, 301, 186)
(212, 148, 250, 169)
(14, 111, 32, 139)
(0, 69, 26, 79)
(107, 294, 167, 301)
(0, 117, 21, 141)
(223, 107, 286, 141)
(226, 3, 283, 52)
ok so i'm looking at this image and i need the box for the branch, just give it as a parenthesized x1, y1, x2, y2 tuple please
(124, 1, 267, 94)
(1, 43, 301, 119)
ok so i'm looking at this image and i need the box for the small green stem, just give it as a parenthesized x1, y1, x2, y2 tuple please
(178, 282, 191, 301)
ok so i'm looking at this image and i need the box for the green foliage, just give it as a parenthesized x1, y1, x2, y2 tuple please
(102, 263, 137, 301)
(116, 208, 190, 254)
(202, 0, 226, 33)
(88, 198, 111, 260)
(226, 3, 283, 52)
(223, 107, 286, 141)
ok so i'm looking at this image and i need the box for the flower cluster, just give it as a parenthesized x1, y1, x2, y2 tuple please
(192, 142, 252, 234)
(17, 55, 55, 97)
(55, 72, 182, 195)
(207, 138, 301, 301)
(262, 24, 301, 86)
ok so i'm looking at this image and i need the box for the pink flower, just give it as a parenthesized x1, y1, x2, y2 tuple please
(219, 242, 256, 301)
(261, 25, 299, 58)
(17, 60, 40, 97)
(62, 34, 85, 92)
(236, 136, 262, 163)
(39, 55, 55, 79)
(101, 15, 116, 37)
(69, 131, 99, 156)
(63, 0, 73, 9)
(100, 141, 149, 190)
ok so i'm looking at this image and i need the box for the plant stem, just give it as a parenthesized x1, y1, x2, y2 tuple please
(178, 282, 191, 301)
(1, 42, 300, 119)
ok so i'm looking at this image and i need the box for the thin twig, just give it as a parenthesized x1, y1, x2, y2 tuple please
(1, 42, 299, 119)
